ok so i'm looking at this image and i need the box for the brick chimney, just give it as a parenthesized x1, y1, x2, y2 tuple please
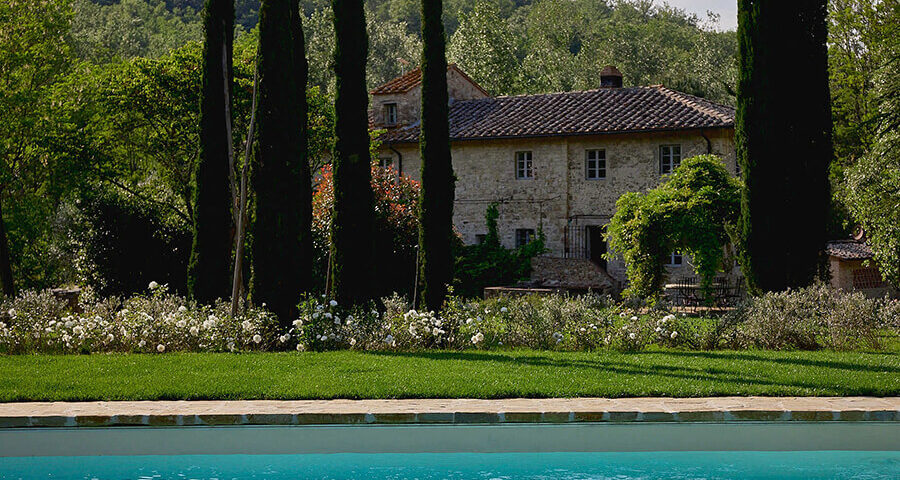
(600, 65, 623, 88)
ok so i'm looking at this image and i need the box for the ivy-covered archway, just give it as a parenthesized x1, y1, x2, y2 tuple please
(606, 155, 742, 301)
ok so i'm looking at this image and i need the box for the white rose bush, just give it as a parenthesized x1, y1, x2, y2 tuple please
(0, 286, 280, 354)
(0, 284, 895, 354)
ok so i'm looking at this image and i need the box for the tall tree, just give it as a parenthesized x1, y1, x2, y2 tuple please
(250, 0, 310, 324)
(417, 0, 454, 312)
(447, 0, 519, 95)
(329, 0, 375, 304)
(291, 0, 314, 301)
(188, 0, 234, 303)
(736, 0, 832, 293)
(0, 0, 74, 296)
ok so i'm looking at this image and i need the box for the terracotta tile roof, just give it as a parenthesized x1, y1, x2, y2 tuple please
(370, 68, 424, 95)
(378, 85, 735, 143)
(826, 240, 875, 260)
(370, 64, 490, 97)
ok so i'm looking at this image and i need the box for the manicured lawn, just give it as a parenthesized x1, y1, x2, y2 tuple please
(0, 349, 897, 402)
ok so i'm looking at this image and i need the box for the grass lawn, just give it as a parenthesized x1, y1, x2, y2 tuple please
(0, 349, 897, 402)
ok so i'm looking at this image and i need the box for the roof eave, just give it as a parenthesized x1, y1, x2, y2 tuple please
(379, 124, 735, 145)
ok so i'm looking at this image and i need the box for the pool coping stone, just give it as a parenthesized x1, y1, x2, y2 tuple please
(0, 397, 897, 428)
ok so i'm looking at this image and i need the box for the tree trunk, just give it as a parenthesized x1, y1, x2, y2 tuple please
(231, 63, 258, 318)
(0, 195, 15, 297)
(418, 0, 454, 312)
(330, 0, 375, 305)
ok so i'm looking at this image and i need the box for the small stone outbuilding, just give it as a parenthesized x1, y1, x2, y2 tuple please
(826, 239, 896, 298)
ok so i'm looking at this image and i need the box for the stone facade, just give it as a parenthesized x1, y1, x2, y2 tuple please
(371, 69, 738, 289)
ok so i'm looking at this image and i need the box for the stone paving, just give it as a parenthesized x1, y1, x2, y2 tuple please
(0, 397, 897, 428)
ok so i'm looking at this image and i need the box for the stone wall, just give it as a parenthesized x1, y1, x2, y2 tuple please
(381, 129, 737, 286)
(530, 256, 618, 294)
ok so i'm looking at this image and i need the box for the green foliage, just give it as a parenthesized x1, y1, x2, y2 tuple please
(71, 0, 202, 62)
(845, 132, 900, 288)
(447, 0, 518, 95)
(453, 204, 547, 298)
(418, 0, 455, 311)
(330, 0, 376, 304)
(80, 190, 192, 296)
(736, 1, 832, 294)
(733, 283, 897, 351)
(0, 0, 80, 295)
(838, 0, 900, 288)
(188, 0, 235, 304)
(606, 155, 741, 301)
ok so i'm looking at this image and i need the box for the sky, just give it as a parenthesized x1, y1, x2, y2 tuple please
(663, 0, 738, 31)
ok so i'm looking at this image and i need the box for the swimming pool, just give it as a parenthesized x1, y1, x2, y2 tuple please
(2, 451, 899, 479)
(1, 423, 897, 479)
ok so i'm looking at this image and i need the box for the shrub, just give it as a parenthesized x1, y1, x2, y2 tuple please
(311, 163, 420, 298)
(453, 203, 546, 298)
(734, 284, 890, 350)
(0, 285, 279, 354)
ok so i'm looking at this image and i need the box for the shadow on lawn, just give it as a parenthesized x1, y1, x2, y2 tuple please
(363, 350, 894, 392)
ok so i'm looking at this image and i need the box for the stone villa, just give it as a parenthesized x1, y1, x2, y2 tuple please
(370, 65, 737, 294)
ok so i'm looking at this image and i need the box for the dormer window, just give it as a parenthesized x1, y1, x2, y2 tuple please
(383, 103, 398, 126)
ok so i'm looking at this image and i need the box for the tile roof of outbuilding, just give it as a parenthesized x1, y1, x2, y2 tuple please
(370, 64, 490, 97)
(378, 85, 735, 144)
(826, 240, 875, 260)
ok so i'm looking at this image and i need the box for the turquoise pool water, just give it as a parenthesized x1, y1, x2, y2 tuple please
(1, 451, 898, 479)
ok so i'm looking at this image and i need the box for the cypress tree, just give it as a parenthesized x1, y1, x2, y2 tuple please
(291, 0, 313, 298)
(330, 0, 375, 304)
(188, 0, 235, 303)
(251, 0, 308, 324)
(736, 0, 832, 293)
(418, 0, 455, 312)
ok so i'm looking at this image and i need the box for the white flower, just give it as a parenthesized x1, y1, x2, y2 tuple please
(190, 326, 200, 336)
(432, 327, 444, 336)
(628, 333, 636, 340)
(106, 334, 115, 342)
(655, 327, 662, 333)
(228, 342, 236, 352)
(242, 320, 252, 331)
(178, 306, 188, 313)
(663, 314, 676, 323)
(500, 307, 508, 313)
(408, 324, 417, 336)
(471, 332, 484, 344)
(252, 334, 262, 344)
(138, 340, 147, 348)
(176, 320, 187, 328)
(670, 331, 679, 339)
(6, 309, 15, 318)
(149, 281, 159, 290)
(329, 300, 338, 307)
(292, 319, 303, 327)
(72, 326, 84, 335)
(296, 343, 305, 351)
(157, 344, 166, 353)
(384, 334, 395, 345)
(630, 316, 638, 321)
(349, 338, 357, 346)
(333, 317, 341, 325)
(466, 318, 474, 325)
